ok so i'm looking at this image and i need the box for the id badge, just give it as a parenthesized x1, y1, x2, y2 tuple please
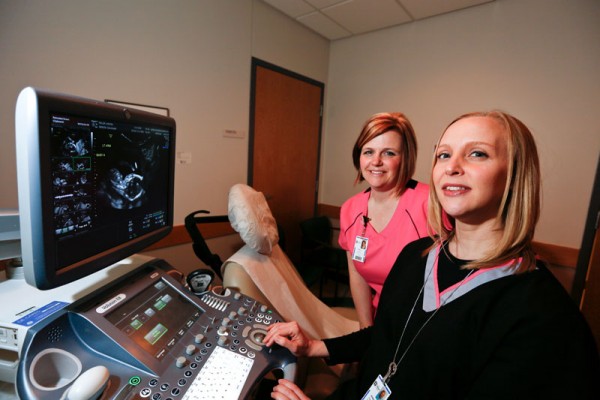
(352, 236, 368, 262)
(361, 374, 392, 400)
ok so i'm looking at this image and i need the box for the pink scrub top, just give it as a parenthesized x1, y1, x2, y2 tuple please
(339, 180, 429, 311)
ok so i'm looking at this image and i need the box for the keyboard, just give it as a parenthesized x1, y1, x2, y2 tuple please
(182, 346, 255, 399)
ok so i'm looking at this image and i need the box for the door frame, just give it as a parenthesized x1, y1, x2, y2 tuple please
(572, 154, 600, 303)
(248, 57, 324, 215)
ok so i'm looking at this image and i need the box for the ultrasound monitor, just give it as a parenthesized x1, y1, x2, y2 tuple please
(15, 87, 176, 290)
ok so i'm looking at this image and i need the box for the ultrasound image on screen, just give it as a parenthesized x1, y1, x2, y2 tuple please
(49, 113, 172, 269)
(96, 131, 166, 210)
(58, 131, 91, 157)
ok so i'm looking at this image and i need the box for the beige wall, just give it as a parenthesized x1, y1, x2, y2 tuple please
(251, 0, 329, 82)
(0, 0, 329, 223)
(320, 0, 600, 249)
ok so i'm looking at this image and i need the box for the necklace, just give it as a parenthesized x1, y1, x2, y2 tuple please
(382, 248, 475, 384)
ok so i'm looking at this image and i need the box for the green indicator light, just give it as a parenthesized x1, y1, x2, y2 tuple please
(129, 376, 141, 386)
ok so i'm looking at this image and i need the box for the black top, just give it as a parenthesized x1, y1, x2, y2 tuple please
(323, 237, 600, 399)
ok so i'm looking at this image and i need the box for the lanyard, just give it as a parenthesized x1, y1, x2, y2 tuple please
(361, 214, 370, 236)
(382, 247, 474, 384)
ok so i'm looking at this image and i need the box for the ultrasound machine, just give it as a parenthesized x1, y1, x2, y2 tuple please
(1, 87, 296, 399)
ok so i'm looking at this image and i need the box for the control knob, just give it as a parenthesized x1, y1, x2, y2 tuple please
(218, 326, 229, 335)
(194, 334, 205, 344)
(176, 357, 187, 369)
(185, 345, 197, 355)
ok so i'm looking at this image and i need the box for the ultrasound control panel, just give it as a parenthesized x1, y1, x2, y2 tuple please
(16, 259, 296, 400)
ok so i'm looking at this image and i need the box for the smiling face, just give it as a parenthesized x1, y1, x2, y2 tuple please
(433, 116, 509, 226)
(359, 130, 403, 193)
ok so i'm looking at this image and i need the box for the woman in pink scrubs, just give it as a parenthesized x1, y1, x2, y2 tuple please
(338, 112, 429, 328)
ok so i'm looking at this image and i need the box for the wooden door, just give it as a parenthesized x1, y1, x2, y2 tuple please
(249, 59, 324, 263)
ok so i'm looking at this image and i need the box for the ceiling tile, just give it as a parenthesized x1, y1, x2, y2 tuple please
(297, 11, 353, 40)
(399, 0, 494, 20)
(305, 0, 346, 8)
(263, 0, 316, 18)
(322, 0, 412, 35)
(260, 0, 496, 40)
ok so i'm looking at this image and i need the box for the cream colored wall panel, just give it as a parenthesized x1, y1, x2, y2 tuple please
(321, 0, 600, 249)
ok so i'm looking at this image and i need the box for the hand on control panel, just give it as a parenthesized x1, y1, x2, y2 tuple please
(264, 321, 329, 359)
(61, 365, 110, 400)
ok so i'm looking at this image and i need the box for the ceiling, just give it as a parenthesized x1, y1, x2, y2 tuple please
(262, 0, 495, 40)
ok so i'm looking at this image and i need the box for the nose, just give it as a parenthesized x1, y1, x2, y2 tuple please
(372, 153, 383, 165)
(445, 157, 462, 175)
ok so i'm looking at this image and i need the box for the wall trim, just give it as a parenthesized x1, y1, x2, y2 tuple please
(141, 203, 580, 269)
(317, 204, 579, 268)
(531, 242, 579, 269)
(145, 222, 235, 251)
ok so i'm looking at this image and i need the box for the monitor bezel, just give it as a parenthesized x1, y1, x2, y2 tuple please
(16, 87, 176, 290)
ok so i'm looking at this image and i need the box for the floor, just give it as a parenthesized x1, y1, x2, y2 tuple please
(309, 275, 356, 310)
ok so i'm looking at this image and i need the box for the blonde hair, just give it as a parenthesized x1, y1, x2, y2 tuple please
(428, 111, 540, 273)
(352, 112, 417, 196)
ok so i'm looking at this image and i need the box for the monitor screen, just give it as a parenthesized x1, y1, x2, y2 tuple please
(103, 279, 202, 360)
(16, 87, 176, 289)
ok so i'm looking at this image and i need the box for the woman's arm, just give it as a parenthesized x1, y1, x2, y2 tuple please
(347, 252, 374, 328)
(264, 321, 330, 358)
(271, 379, 311, 400)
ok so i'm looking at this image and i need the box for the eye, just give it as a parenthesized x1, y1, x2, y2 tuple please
(436, 151, 450, 160)
(383, 150, 398, 157)
(469, 150, 488, 158)
(361, 149, 373, 156)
